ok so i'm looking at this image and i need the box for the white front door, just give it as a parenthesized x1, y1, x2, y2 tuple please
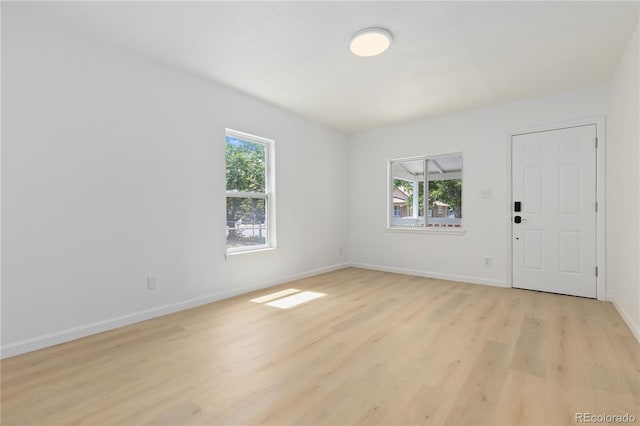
(512, 125, 597, 298)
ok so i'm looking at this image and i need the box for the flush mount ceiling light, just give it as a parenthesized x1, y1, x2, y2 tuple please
(349, 28, 393, 57)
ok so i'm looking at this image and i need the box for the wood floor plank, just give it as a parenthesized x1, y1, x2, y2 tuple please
(444, 340, 512, 425)
(607, 333, 640, 399)
(2, 267, 638, 425)
(511, 316, 549, 378)
(494, 369, 550, 425)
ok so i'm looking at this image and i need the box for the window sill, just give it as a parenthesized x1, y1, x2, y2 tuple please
(226, 246, 277, 257)
(386, 227, 466, 235)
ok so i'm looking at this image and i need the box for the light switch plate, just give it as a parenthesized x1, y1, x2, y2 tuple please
(147, 276, 157, 290)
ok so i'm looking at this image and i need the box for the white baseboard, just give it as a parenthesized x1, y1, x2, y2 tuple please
(611, 298, 640, 343)
(349, 262, 507, 288)
(1, 263, 350, 359)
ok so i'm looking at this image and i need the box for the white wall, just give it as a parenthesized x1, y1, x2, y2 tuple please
(1, 8, 350, 357)
(609, 23, 640, 340)
(349, 85, 611, 287)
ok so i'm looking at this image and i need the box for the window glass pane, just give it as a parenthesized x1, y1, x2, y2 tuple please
(426, 155, 462, 228)
(226, 197, 266, 248)
(391, 160, 425, 228)
(225, 136, 265, 192)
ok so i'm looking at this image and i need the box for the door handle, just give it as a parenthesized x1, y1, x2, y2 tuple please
(514, 216, 528, 224)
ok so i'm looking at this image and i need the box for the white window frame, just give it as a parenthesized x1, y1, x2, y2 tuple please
(225, 128, 276, 254)
(387, 152, 464, 235)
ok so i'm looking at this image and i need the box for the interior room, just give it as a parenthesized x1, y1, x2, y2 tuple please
(1, 1, 638, 425)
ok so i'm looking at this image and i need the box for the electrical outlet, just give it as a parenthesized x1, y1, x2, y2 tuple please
(147, 276, 157, 290)
(484, 257, 492, 267)
(480, 189, 492, 199)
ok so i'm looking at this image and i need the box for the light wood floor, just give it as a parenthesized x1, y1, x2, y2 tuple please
(2, 268, 638, 425)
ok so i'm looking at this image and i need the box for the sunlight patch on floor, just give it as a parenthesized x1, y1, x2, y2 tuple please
(265, 291, 326, 309)
(250, 288, 300, 303)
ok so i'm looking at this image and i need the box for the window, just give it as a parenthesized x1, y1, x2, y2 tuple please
(225, 129, 275, 253)
(388, 153, 462, 230)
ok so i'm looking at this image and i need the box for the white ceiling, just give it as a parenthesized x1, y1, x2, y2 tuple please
(22, 1, 639, 133)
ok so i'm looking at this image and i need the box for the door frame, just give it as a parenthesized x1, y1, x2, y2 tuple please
(506, 116, 606, 300)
